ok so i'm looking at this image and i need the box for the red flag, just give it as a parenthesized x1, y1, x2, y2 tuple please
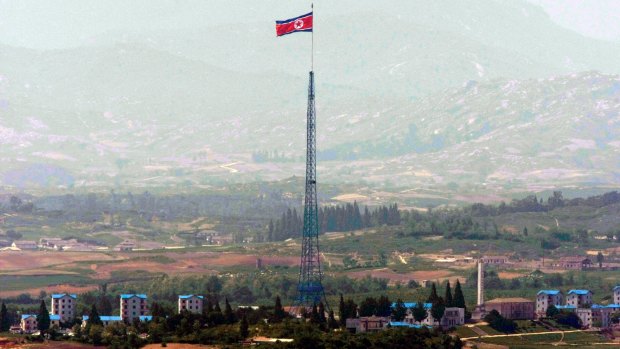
(276, 12, 313, 37)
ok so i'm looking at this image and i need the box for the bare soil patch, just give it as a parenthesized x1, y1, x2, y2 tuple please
(346, 268, 461, 285)
(0, 284, 99, 298)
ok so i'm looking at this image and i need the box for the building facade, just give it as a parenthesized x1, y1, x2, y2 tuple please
(576, 305, 613, 329)
(51, 293, 77, 323)
(566, 290, 592, 308)
(559, 257, 592, 270)
(178, 295, 204, 314)
(20, 315, 37, 333)
(345, 316, 390, 333)
(536, 290, 563, 318)
(120, 294, 149, 322)
(613, 286, 620, 304)
(484, 298, 535, 320)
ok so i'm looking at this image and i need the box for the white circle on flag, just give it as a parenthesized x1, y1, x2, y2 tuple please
(294, 19, 304, 29)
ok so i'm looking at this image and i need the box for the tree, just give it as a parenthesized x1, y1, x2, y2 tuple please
(0, 302, 9, 332)
(392, 299, 407, 321)
(444, 281, 453, 307)
(484, 310, 517, 333)
(359, 297, 378, 317)
(224, 298, 236, 324)
(327, 310, 339, 330)
(523, 227, 528, 236)
(37, 300, 51, 333)
(338, 294, 346, 327)
(318, 302, 327, 323)
(412, 301, 428, 324)
(546, 305, 560, 318)
(554, 311, 581, 328)
(430, 298, 446, 324)
(453, 279, 466, 310)
(273, 295, 287, 322)
(239, 315, 249, 339)
(427, 283, 439, 303)
(597, 251, 604, 268)
(376, 295, 391, 317)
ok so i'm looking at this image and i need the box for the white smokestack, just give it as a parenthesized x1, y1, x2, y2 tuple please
(477, 260, 484, 306)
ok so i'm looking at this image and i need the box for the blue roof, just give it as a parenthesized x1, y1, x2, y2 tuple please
(614, 285, 620, 292)
(120, 294, 147, 299)
(51, 293, 77, 299)
(591, 304, 607, 309)
(556, 305, 576, 310)
(392, 302, 432, 310)
(568, 289, 591, 295)
(139, 315, 153, 321)
(537, 290, 561, 296)
(83, 315, 122, 321)
(179, 295, 204, 299)
(389, 321, 428, 329)
(21, 314, 35, 320)
(50, 314, 61, 321)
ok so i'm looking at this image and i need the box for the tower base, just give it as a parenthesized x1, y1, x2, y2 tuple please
(471, 304, 487, 321)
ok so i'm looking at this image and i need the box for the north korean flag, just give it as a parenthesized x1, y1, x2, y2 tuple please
(276, 12, 313, 37)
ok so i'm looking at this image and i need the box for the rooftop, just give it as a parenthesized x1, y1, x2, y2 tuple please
(120, 294, 147, 299)
(568, 289, 592, 295)
(389, 322, 426, 328)
(179, 295, 204, 299)
(392, 302, 432, 310)
(52, 293, 77, 299)
(21, 314, 35, 320)
(83, 315, 123, 321)
(486, 297, 533, 303)
(537, 290, 561, 296)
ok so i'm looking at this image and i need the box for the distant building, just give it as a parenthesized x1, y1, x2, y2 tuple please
(115, 240, 135, 252)
(11, 240, 37, 250)
(484, 298, 535, 320)
(576, 305, 613, 329)
(0, 239, 11, 248)
(51, 293, 77, 323)
(559, 256, 592, 270)
(394, 302, 465, 327)
(536, 290, 563, 318)
(20, 314, 61, 333)
(120, 294, 149, 322)
(345, 316, 390, 333)
(178, 295, 204, 314)
(82, 315, 123, 327)
(566, 290, 592, 308)
(481, 256, 509, 265)
(20, 315, 37, 333)
(613, 285, 620, 304)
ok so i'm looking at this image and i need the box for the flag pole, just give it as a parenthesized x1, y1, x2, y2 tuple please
(311, 3, 314, 72)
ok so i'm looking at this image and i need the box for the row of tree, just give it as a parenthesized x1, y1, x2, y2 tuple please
(265, 203, 401, 241)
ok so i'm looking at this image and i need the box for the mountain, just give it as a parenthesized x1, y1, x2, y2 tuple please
(1, 0, 620, 192)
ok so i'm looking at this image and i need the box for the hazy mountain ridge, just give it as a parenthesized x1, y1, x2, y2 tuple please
(1, 0, 620, 190)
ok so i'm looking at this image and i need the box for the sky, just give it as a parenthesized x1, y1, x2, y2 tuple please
(529, 0, 620, 41)
(1, 0, 620, 49)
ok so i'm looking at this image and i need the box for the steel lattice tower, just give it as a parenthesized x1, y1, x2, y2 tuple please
(295, 71, 329, 312)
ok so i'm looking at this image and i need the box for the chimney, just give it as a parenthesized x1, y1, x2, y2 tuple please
(477, 260, 484, 306)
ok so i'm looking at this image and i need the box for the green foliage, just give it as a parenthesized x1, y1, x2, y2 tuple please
(239, 314, 249, 339)
(554, 311, 581, 328)
(546, 304, 560, 318)
(453, 280, 466, 310)
(392, 299, 407, 321)
(444, 281, 453, 307)
(484, 310, 517, 333)
(0, 302, 9, 332)
(412, 301, 427, 324)
(36, 300, 50, 332)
